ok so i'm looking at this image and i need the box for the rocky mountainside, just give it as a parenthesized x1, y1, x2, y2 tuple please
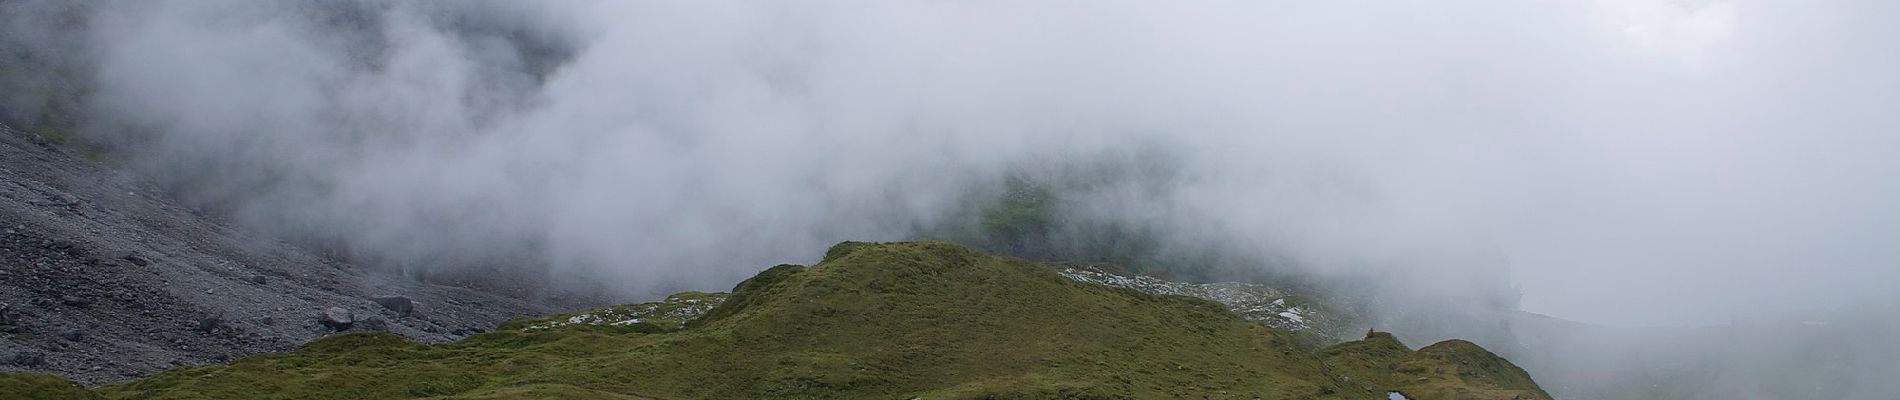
(6, 241, 1551, 399)
(0, 123, 563, 384)
(1056, 266, 1350, 340)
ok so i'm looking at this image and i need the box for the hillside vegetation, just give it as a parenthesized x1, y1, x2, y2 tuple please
(1321, 332, 1553, 400)
(6, 241, 1547, 399)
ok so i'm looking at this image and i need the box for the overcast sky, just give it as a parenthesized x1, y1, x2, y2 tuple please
(6, 0, 1897, 327)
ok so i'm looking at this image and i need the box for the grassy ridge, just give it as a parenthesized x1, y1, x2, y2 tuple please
(6, 241, 1548, 399)
(1320, 332, 1553, 400)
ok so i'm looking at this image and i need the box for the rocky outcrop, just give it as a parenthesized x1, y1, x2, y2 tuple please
(319, 308, 355, 331)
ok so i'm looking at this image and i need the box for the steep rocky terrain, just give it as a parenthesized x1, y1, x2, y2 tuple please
(5, 241, 1549, 399)
(0, 123, 562, 384)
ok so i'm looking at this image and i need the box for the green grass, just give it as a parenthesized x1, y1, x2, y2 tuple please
(1320, 332, 1553, 400)
(6, 241, 1546, 399)
(0, 372, 103, 400)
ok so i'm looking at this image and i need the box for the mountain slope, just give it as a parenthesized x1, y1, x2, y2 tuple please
(0, 122, 560, 384)
(8, 241, 1551, 399)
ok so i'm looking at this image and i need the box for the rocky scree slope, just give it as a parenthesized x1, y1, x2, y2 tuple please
(1056, 266, 1348, 340)
(7, 241, 1550, 399)
(0, 123, 561, 384)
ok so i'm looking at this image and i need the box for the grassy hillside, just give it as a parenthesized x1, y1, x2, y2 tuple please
(7, 241, 1547, 399)
(1321, 331, 1553, 400)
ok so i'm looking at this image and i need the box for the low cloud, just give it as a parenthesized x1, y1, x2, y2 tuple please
(2, 1, 1896, 397)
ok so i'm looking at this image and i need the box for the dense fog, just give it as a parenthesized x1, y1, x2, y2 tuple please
(3, 1, 1895, 398)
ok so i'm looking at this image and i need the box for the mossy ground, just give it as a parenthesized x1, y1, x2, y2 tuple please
(1, 372, 103, 400)
(6, 241, 1545, 399)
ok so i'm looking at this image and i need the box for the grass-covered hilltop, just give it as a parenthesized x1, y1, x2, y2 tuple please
(6, 241, 1549, 399)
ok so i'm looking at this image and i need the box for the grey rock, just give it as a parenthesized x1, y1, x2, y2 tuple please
(8, 351, 45, 366)
(371, 296, 413, 316)
(194, 317, 222, 333)
(248, 275, 267, 285)
(60, 328, 85, 341)
(359, 315, 388, 331)
(120, 253, 150, 267)
(59, 295, 90, 308)
(320, 307, 354, 331)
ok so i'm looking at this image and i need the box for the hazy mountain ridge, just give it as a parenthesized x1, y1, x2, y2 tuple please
(4, 241, 1550, 399)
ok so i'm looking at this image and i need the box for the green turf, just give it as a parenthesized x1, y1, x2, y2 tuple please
(0, 372, 103, 400)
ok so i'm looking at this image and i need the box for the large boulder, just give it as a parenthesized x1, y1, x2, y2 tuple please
(371, 296, 413, 316)
(319, 307, 354, 331)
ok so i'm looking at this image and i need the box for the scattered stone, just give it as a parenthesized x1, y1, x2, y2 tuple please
(60, 328, 85, 341)
(8, 350, 45, 366)
(320, 307, 354, 331)
(195, 317, 223, 333)
(41, 238, 74, 251)
(59, 295, 90, 308)
(359, 315, 389, 331)
(371, 296, 413, 316)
